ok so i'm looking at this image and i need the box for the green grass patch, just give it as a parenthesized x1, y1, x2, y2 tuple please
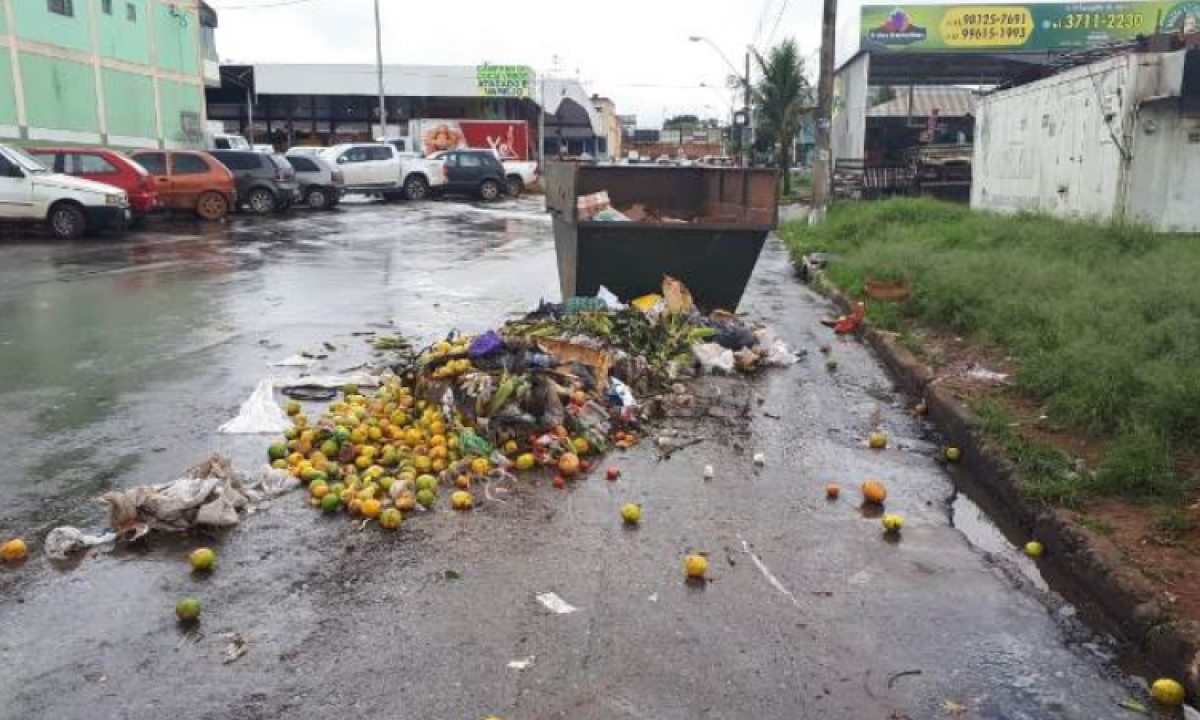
(785, 199, 1199, 502)
(1077, 515, 1115, 536)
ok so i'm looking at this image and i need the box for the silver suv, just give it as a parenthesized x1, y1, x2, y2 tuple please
(286, 154, 344, 210)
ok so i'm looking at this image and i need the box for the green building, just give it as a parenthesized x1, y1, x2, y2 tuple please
(0, 0, 219, 149)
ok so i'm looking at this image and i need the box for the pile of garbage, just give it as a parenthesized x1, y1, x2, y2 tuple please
(269, 277, 799, 526)
(577, 190, 739, 225)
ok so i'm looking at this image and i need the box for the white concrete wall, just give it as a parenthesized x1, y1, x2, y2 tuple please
(972, 54, 1139, 222)
(832, 53, 869, 161)
(1126, 102, 1200, 232)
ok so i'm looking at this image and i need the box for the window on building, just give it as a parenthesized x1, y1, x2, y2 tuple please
(132, 152, 166, 175)
(102, 0, 113, 14)
(72, 154, 119, 175)
(47, 0, 74, 17)
(173, 154, 211, 175)
(126, 3, 136, 21)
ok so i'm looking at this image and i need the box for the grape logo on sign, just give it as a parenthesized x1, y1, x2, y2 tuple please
(867, 8, 929, 45)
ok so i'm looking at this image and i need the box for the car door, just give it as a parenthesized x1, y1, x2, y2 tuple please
(134, 152, 171, 206)
(367, 145, 395, 185)
(0, 152, 34, 217)
(455, 152, 485, 190)
(170, 153, 215, 209)
(70, 152, 124, 192)
(333, 146, 367, 187)
(442, 152, 463, 189)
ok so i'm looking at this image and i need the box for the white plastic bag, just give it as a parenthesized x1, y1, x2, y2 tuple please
(754, 328, 798, 367)
(218, 379, 290, 434)
(693, 343, 735, 374)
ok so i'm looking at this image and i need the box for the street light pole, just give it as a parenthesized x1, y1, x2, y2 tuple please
(373, 0, 386, 138)
(689, 36, 753, 167)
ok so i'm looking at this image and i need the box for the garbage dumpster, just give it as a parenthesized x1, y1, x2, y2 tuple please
(544, 163, 781, 311)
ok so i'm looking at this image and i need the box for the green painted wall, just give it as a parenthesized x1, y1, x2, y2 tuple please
(99, 0, 149, 65)
(153, 4, 198, 76)
(19, 52, 98, 132)
(14, 0, 92, 53)
(0, 0, 8, 36)
(158, 77, 202, 142)
(103, 68, 155, 138)
(0, 54, 16, 126)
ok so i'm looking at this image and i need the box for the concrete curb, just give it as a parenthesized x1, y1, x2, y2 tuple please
(817, 279, 1200, 695)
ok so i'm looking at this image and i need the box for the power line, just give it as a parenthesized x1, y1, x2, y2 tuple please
(765, 0, 793, 46)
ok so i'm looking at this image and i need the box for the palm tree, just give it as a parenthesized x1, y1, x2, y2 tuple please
(754, 39, 813, 195)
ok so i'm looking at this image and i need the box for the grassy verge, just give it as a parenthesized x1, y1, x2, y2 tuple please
(781, 198, 1199, 503)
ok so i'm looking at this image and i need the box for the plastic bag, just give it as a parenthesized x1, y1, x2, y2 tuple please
(218, 379, 291, 434)
(693, 343, 735, 374)
(44, 527, 115, 561)
(596, 286, 625, 310)
(754, 328, 799, 367)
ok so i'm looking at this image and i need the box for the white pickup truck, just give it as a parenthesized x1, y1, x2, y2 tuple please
(322, 143, 445, 201)
(496, 154, 539, 197)
(0, 143, 130, 240)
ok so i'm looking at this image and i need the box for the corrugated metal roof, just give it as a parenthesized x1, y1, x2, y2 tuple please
(868, 87, 977, 118)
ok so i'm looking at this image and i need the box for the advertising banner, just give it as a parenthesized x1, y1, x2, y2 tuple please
(861, 2, 1200, 52)
(414, 120, 531, 160)
(476, 65, 534, 98)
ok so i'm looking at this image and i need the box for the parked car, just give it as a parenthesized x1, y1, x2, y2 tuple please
(286, 147, 326, 157)
(0, 143, 129, 240)
(128, 149, 236, 221)
(210, 133, 251, 151)
(27, 147, 159, 224)
(320, 143, 445, 202)
(496, 153, 538, 197)
(432, 149, 508, 202)
(286, 154, 344, 210)
(209, 150, 300, 215)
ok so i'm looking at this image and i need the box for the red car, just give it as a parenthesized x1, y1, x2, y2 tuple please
(27, 147, 160, 222)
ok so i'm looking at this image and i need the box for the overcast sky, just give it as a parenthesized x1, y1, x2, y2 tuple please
(209, 0, 845, 127)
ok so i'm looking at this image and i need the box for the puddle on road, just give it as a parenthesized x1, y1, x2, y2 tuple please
(950, 491, 1049, 593)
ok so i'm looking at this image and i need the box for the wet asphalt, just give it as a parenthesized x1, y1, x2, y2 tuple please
(0, 197, 1158, 719)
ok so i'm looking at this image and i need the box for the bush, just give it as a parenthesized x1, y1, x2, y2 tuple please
(784, 199, 1199, 501)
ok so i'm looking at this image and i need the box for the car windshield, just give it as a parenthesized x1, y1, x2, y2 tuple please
(6, 147, 50, 173)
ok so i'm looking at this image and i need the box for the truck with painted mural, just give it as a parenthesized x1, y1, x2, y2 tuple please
(414, 119, 539, 194)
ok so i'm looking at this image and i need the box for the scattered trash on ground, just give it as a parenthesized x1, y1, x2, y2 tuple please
(507, 656, 536, 671)
(85, 456, 297, 544)
(1, 538, 29, 562)
(219, 380, 291, 434)
(536, 592, 579, 614)
(220, 633, 249, 664)
(43, 528, 115, 561)
(965, 365, 1010, 384)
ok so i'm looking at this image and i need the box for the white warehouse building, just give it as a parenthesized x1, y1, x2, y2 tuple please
(972, 46, 1200, 232)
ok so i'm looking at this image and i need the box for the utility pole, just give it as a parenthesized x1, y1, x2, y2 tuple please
(744, 51, 753, 167)
(811, 0, 837, 223)
(374, 0, 386, 138)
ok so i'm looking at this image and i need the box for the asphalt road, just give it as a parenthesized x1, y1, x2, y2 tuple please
(0, 198, 1154, 719)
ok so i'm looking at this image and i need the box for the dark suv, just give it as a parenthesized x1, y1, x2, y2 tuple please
(436, 150, 508, 202)
(209, 150, 299, 214)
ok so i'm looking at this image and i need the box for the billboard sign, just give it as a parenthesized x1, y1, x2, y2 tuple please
(476, 65, 534, 98)
(414, 119, 531, 160)
(861, 2, 1200, 52)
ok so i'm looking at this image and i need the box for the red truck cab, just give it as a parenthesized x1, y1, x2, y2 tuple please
(27, 147, 160, 221)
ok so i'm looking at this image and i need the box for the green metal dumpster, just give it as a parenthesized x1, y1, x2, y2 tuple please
(544, 163, 781, 311)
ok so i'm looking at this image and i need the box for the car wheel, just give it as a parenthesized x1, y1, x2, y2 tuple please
(479, 179, 502, 202)
(306, 187, 331, 210)
(247, 188, 277, 215)
(506, 175, 525, 197)
(48, 202, 86, 241)
(404, 176, 430, 201)
(195, 191, 229, 221)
